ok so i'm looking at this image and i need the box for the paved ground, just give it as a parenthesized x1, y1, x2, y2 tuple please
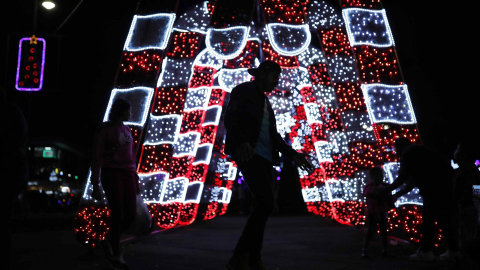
(11, 213, 479, 270)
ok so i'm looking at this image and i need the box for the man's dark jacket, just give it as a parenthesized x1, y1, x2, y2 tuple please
(224, 81, 298, 164)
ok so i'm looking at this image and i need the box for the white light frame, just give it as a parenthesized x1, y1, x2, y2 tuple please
(143, 114, 182, 145)
(361, 83, 417, 125)
(342, 8, 394, 48)
(266, 23, 311, 56)
(325, 179, 345, 202)
(103, 87, 154, 126)
(206, 26, 250, 60)
(124, 13, 176, 51)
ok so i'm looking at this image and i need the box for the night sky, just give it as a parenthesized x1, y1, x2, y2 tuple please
(1, 0, 477, 159)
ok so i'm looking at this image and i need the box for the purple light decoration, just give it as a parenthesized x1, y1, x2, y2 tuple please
(475, 160, 480, 166)
(15, 37, 46, 91)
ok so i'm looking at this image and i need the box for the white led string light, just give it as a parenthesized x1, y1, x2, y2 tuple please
(138, 172, 169, 203)
(159, 177, 188, 204)
(302, 187, 321, 202)
(361, 83, 417, 125)
(304, 103, 323, 125)
(314, 140, 334, 163)
(173, 132, 201, 157)
(206, 26, 250, 60)
(157, 57, 195, 87)
(325, 179, 345, 202)
(342, 8, 394, 48)
(266, 23, 311, 56)
(184, 182, 204, 203)
(103, 87, 154, 126)
(203, 105, 222, 126)
(218, 68, 252, 92)
(326, 55, 359, 84)
(383, 162, 423, 206)
(144, 114, 182, 145)
(192, 143, 213, 165)
(307, 0, 344, 30)
(124, 13, 176, 51)
(193, 48, 224, 70)
(183, 87, 212, 111)
(173, 1, 210, 34)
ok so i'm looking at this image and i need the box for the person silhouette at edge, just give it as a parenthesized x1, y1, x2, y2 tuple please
(91, 98, 140, 270)
(224, 60, 313, 270)
(452, 138, 480, 258)
(387, 137, 459, 261)
(0, 86, 28, 270)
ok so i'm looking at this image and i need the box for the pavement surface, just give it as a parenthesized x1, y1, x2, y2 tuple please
(11, 213, 480, 270)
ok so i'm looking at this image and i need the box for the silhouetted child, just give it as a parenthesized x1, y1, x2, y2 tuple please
(362, 167, 394, 258)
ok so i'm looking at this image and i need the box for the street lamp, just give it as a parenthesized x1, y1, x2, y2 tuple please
(41, 1, 55, 10)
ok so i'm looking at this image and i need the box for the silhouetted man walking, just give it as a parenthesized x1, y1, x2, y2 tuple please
(224, 60, 312, 270)
(388, 137, 459, 261)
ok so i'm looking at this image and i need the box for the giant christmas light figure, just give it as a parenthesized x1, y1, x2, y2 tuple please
(75, 0, 435, 248)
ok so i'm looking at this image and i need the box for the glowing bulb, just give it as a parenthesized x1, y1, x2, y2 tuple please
(42, 1, 55, 9)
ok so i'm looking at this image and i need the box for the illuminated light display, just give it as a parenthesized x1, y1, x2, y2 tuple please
(15, 36, 46, 91)
(307, 0, 344, 30)
(304, 103, 323, 124)
(260, 0, 311, 24)
(218, 68, 252, 91)
(156, 57, 195, 87)
(302, 186, 323, 202)
(75, 0, 430, 247)
(144, 114, 182, 145)
(194, 48, 224, 70)
(266, 23, 311, 56)
(314, 141, 334, 163)
(384, 162, 423, 206)
(160, 177, 188, 203)
(174, 1, 210, 33)
(361, 84, 417, 125)
(224, 40, 260, 69)
(103, 87, 154, 126)
(325, 130, 350, 155)
(117, 51, 163, 87)
(193, 143, 213, 165)
(183, 87, 212, 111)
(206, 26, 250, 60)
(124, 13, 176, 51)
(325, 179, 345, 202)
(210, 187, 232, 203)
(342, 8, 394, 48)
(139, 172, 168, 203)
(342, 111, 375, 142)
(326, 55, 358, 83)
(166, 31, 203, 59)
(173, 132, 200, 157)
(184, 182, 204, 203)
(203, 105, 222, 125)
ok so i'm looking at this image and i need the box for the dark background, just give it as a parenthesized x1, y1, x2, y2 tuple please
(1, 0, 477, 161)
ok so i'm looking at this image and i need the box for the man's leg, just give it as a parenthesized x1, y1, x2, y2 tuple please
(362, 214, 376, 258)
(436, 201, 460, 259)
(234, 155, 275, 261)
(419, 199, 435, 253)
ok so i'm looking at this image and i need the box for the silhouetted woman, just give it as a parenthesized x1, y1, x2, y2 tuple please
(91, 98, 139, 270)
